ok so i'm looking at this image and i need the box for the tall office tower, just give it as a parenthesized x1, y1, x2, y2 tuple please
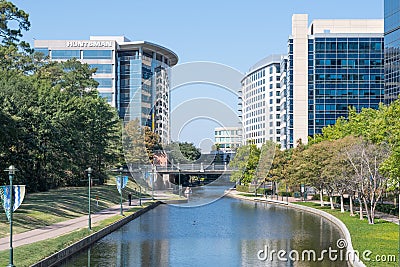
(384, 0, 400, 104)
(283, 14, 384, 149)
(241, 55, 283, 147)
(34, 36, 178, 145)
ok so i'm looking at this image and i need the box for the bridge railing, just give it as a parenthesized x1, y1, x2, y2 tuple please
(126, 163, 238, 173)
(155, 163, 237, 172)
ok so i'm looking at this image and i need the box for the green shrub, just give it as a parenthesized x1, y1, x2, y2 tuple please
(236, 184, 249, 192)
(236, 184, 275, 195)
(257, 188, 272, 195)
(376, 203, 398, 216)
(278, 191, 293, 197)
(311, 194, 330, 201)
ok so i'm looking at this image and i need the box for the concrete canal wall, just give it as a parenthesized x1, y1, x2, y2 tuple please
(31, 201, 162, 267)
(226, 192, 365, 267)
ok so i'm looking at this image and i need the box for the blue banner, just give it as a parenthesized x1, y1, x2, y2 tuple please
(116, 176, 128, 194)
(0, 185, 26, 221)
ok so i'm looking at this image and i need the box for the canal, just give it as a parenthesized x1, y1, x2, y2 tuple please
(60, 190, 346, 267)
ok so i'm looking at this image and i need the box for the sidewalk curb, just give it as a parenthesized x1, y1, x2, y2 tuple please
(30, 201, 162, 267)
(225, 191, 365, 267)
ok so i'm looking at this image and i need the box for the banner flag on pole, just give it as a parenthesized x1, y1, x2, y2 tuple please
(0, 185, 26, 221)
(116, 176, 128, 194)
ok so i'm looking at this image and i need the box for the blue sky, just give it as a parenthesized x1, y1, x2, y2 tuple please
(13, 0, 383, 151)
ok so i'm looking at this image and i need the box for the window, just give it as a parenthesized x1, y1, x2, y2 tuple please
(35, 48, 49, 57)
(90, 64, 113, 74)
(83, 50, 112, 59)
(94, 78, 113, 88)
(52, 50, 80, 59)
(99, 92, 112, 103)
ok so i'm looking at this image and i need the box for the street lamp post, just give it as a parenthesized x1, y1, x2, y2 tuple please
(138, 168, 143, 206)
(286, 183, 288, 203)
(151, 165, 155, 200)
(4, 165, 17, 267)
(178, 163, 181, 197)
(119, 167, 123, 216)
(85, 167, 93, 231)
(139, 185, 142, 206)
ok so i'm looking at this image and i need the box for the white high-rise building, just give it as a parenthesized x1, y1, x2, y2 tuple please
(241, 55, 283, 147)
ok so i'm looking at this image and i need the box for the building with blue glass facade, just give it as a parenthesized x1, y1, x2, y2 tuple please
(281, 15, 384, 149)
(384, 0, 400, 104)
(34, 36, 178, 145)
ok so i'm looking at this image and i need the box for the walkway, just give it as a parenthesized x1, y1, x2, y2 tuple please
(225, 189, 399, 225)
(0, 191, 183, 251)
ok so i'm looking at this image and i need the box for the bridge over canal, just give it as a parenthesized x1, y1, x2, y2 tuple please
(128, 163, 237, 190)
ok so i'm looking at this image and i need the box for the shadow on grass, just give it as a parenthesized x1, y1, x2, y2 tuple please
(0, 182, 148, 237)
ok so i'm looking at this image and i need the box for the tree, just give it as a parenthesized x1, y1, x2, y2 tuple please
(164, 142, 201, 164)
(0, 2, 122, 191)
(344, 137, 390, 224)
(123, 119, 149, 166)
(230, 144, 260, 186)
(268, 146, 292, 196)
(0, 0, 30, 49)
(254, 141, 275, 193)
(143, 126, 162, 162)
(296, 140, 334, 207)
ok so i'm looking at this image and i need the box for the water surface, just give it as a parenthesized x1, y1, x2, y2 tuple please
(61, 196, 345, 267)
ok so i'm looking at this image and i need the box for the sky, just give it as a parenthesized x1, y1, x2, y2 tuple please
(13, 0, 384, 152)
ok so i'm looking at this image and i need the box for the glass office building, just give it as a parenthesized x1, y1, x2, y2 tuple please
(282, 15, 384, 149)
(384, 0, 400, 104)
(34, 36, 178, 145)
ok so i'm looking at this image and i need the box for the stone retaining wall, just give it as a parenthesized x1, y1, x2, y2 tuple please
(31, 202, 161, 267)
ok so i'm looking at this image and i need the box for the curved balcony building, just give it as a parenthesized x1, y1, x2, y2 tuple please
(34, 36, 178, 145)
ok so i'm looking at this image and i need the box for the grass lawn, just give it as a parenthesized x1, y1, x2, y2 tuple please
(295, 202, 399, 267)
(0, 203, 154, 267)
(0, 179, 149, 238)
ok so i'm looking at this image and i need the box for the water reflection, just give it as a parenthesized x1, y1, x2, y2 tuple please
(61, 197, 346, 267)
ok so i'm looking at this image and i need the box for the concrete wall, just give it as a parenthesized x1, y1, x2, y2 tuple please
(31, 202, 161, 267)
(226, 192, 365, 267)
(310, 19, 383, 34)
(292, 14, 309, 146)
(286, 203, 366, 267)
